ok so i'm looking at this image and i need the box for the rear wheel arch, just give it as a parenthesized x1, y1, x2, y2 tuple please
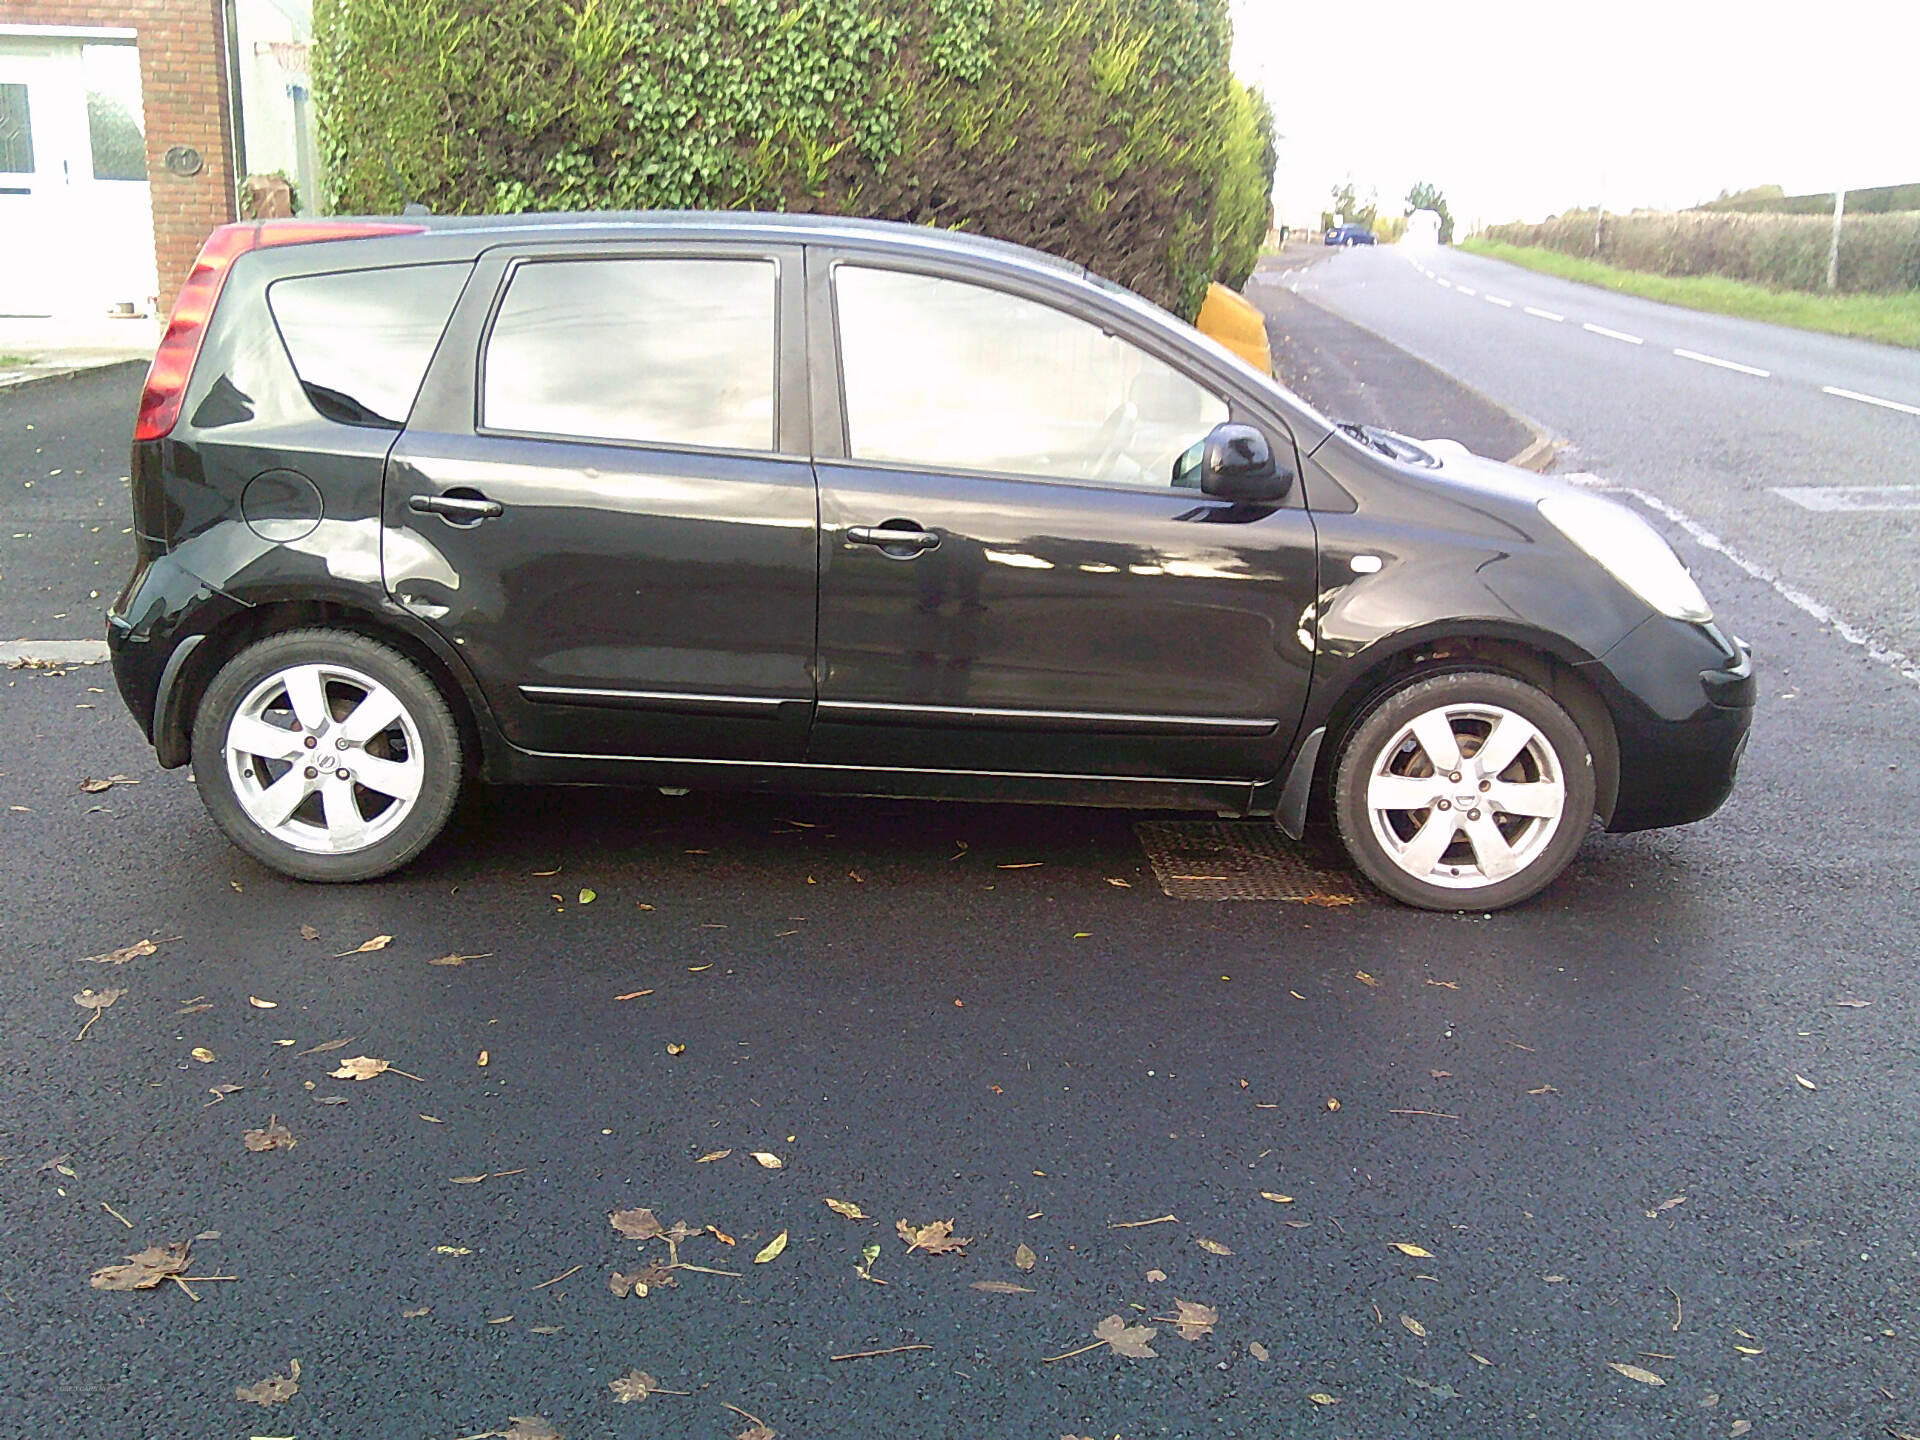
(163, 600, 492, 778)
(1308, 634, 1619, 828)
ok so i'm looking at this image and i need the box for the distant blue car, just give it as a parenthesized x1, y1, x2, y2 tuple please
(1325, 224, 1377, 246)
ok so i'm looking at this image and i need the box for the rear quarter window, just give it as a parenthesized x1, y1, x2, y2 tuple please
(268, 263, 471, 428)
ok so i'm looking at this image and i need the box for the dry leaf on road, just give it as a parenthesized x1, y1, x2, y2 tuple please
(90, 1241, 192, 1291)
(333, 934, 393, 956)
(79, 775, 139, 793)
(897, 1219, 970, 1255)
(1194, 1237, 1233, 1256)
(1167, 1300, 1218, 1340)
(1014, 1242, 1037, 1271)
(299, 925, 320, 941)
(1794, 1074, 1818, 1091)
(750, 1151, 783, 1169)
(1249, 1341, 1270, 1361)
(1260, 1191, 1294, 1204)
(79, 938, 157, 965)
(1400, 1314, 1428, 1338)
(73, 986, 126, 1040)
(824, 1197, 867, 1219)
(696, 1149, 731, 1163)
(1308, 1392, 1340, 1405)
(608, 1368, 687, 1403)
(1388, 1242, 1434, 1258)
(610, 1207, 665, 1242)
(1094, 1314, 1159, 1358)
(971, 1280, 1035, 1294)
(1607, 1362, 1666, 1386)
(330, 1055, 420, 1081)
(235, 1358, 300, 1406)
(242, 1117, 295, 1153)
(502, 1418, 562, 1440)
(753, 1231, 788, 1264)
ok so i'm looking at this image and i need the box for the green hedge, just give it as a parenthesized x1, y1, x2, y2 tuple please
(312, 0, 1275, 317)
(1479, 208, 1920, 295)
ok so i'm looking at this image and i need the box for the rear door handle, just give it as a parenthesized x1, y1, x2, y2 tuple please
(409, 491, 504, 523)
(847, 525, 939, 555)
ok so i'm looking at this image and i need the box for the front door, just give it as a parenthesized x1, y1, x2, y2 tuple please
(385, 242, 818, 760)
(807, 256, 1319, 781)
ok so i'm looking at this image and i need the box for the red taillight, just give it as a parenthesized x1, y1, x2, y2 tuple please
(133, 220, 427, 443)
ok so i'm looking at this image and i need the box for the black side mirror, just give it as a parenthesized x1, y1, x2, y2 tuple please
(1199, 422, 1292, 503)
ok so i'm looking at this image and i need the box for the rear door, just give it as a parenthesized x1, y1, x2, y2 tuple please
(806, 252, 1319, 782)
(386, 241, 818, 760)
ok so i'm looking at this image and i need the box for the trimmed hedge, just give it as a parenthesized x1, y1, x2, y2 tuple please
(312, 0, 1276, 317)
(1479, 208, 1920, 295)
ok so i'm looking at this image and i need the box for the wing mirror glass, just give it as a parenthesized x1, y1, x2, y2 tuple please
(1199, 422, 1292, 503)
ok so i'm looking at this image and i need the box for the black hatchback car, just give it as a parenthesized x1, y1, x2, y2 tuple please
(108, 212, 1752, 909)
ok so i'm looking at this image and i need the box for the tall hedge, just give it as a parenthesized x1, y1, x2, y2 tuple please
(312, 0, 1275, 317)
(1480, 209, 1920, 294)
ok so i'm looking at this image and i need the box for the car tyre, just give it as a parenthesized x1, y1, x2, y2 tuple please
(1332, 670, 1595, 911)
(191, 628, 463, 882)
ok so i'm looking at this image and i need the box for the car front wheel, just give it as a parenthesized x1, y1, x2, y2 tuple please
(1332, 670, 1596, 910)
(191, 629, 463, 881)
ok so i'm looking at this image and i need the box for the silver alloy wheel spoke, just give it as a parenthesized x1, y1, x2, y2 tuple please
(1399, 807, 1460, 875)
(1409, 711, 1463, 772)
(1462, 812, 1520, 880)
(1367, 772, 1447, 813)
(1473, 714, 1538, 779)
(225, 660, 425, 856)
(1487, 777, 1563, 817)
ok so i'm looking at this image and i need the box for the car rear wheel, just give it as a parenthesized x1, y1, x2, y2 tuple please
(191, 629, 462, 881)
(1332, 670, 1596, 911)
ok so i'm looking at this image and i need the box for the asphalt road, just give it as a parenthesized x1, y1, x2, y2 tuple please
(3, 343, 1919, 1439)
(1266, 244, 1920, 677)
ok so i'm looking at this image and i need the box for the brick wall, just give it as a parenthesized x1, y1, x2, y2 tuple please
(9, 0, 236, 312)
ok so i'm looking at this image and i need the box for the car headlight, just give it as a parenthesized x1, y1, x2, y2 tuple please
(1537, 491, 1713, 623)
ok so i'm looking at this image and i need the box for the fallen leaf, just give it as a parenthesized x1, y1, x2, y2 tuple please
(1249, 1341, 1270, 1361)
(1469, 1351, 1492, 1365)
(1260, 1192, 1294, 1204)
(80, 775, 139, 793)
(735, 1425, 775, 1440)
(1169, 1299, 1218, 1340)
(1832, 998, 1871, 1008)
(1400, 1313, 1428, 1338)
(247, 996, 278, 1010)
(90, 1241, 192, 1291)
(432, 1245, 470, 1255)
(477, 1050, 489, 1068)
(1145, 1268, 1167, 1283)
(615, 988, 654, 1000)
(1107, 877, 1131, 887)
(578, 888, 596, 904)
(189, 1046, 216, 1063)
(207, 1083, 243, 1101)
(609, 1368, 687, 1403)
(450, 1174, 488, 1185)
(503, 1418, 561, 1440)
(297, 1036, 354, 1055)
(176, 1002, 213, 1016)
(971, 1280, 1035, 1294)
(332, 934, 392, 957)
(429, 952, 490, 966)
(751, 1151, 783, 1169)
(242, 1117, 296, 1153)
(234, 1358, 300, 1406)
(1095, 1313, 1159, 1358)
(530, 1325, 561, 1335)
(1388, 1243, 1434, 1258)
(300, 925, 320, 941)
(1607, 1362, 1666, 1386)
(1733, 1344, 1763, 1355)
(610, 1207, 665, 1242)
(824, 1197, 867, 1219)
(313, 1095, 349, 1105)
(1308, 1392, 1339, 1405)
(330, 1056, 402, 1081)
(1014, 1242, 1037, 1272)
(75, 986, 127, 1010)
(1650, 1196, 1687, 1214)
(696, 1149, 732, 1163)
(1326, 1097, 1341, 1111)
(706, 1224, 735, 1245)
(1354, 970, 1378, 987)
(665, 1043, 686, 1055)
(753, 1230, 789, 1264)
(1404, 1375, 1461, 1399)
(488, 1315, 513, 1324)
(1430, 1069, 1453, 1079)
(897, 1219, 970, 1255)
(402, 1306, 430, 1317)
(80, 938, 157, 965)
(1544, 1274, 1568, 1283)
(1730, 1421, 1751, 1437)
(1194, 1237, 1233, 1256)
(1794, 1074, 1818, 1091)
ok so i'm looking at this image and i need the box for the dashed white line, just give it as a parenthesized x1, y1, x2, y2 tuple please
(1523, 306, 1564, 322)
(1455, 286, 1475, 296)
(1822, 385, 1920, 417)
(1436, 279, 1453, 289)
(1581, 322, 1644, 345)
(1486, 296, 1514, 308)
(1564, 473, 1918, 686)
(1673, 347, 1770, 377)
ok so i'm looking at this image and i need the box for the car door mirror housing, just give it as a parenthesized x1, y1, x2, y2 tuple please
(1200, 423, 1292, 503)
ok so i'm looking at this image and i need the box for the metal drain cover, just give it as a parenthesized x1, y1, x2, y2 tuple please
(1134, 821, 1368, 903)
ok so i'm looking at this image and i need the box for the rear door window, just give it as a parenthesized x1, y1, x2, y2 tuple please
(269, 263, 471, 428)
(480, 257, 778, 452)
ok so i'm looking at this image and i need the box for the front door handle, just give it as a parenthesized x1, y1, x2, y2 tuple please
(847, 524, 939, 556)
(409, 490, 504, 524)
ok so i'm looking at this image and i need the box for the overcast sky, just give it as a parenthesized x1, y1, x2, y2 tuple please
(1230, 0, 1920, 230)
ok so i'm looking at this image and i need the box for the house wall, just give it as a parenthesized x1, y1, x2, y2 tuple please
(3, 1, 235, 311)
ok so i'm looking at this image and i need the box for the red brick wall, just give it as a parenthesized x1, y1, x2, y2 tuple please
(8, 0, 236, 312)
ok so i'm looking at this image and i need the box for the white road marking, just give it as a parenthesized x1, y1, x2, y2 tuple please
(1564, 473, 1917, 685)
(1773, 484, 1920, 512)
(1582, 322, 1644, 345)
(1455, 286, 1476, 296)
(1821, 384, 1920, 417)
(1673, 347, 1770, 377)
(1437, 279, 1453, 288)
(1486, 296, 1514, 307)
(1523, 306, 1565, 322)
(0, 640, 108, 666)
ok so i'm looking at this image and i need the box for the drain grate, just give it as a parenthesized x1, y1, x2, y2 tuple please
(1134, 821, 1369, 903)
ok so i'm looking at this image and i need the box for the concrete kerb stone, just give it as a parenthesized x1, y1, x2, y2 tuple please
(2, 640, 111, 667)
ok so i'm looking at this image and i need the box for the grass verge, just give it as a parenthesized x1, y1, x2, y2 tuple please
(1459, 239, 1920, 348)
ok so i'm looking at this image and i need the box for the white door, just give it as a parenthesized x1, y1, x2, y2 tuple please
(0, 38, 156, 317)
